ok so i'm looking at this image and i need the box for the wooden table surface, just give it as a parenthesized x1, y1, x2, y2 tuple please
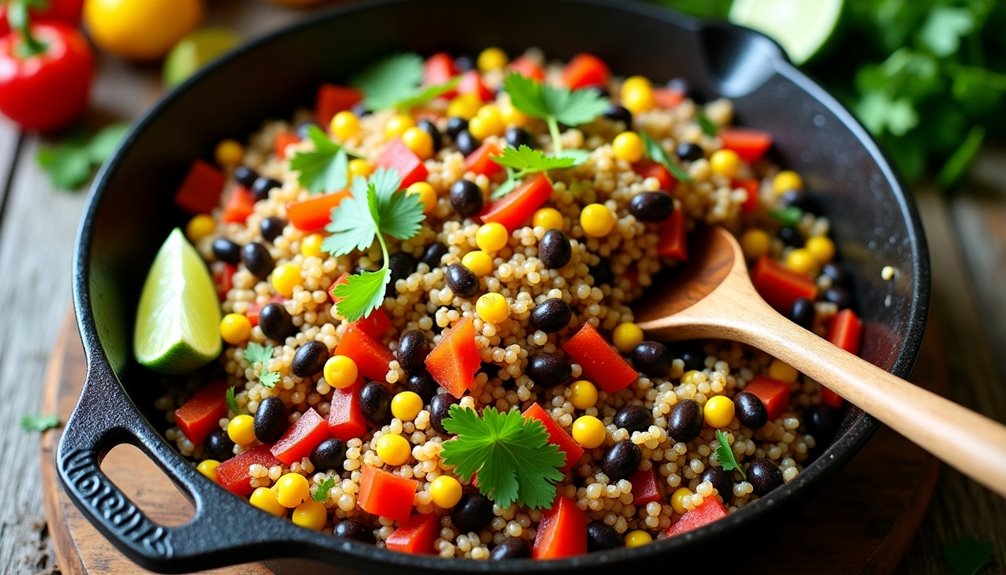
(1, 2, 1003, 574)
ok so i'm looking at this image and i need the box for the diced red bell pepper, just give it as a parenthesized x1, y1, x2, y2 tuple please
(562, 53, 610, 90)
(315, 84, 363, 127)
(424, 53, 458, 96)
(221, 185, 255, 224)
(328, 380, 368, 440)
(212, 261, 236, 301)
(274, 131, 300, 161)
(270, 407, 329, 465)
(286, 190, 350, 232)
(358, 464, 417, 522)
(735, 179, 760, 214)
(562, 323, 639, 394)
(328, 273, 393, 338)
(656, 201, 687, 260)
(424, 317, 480, 398)
(464, 141, 503, 178)
(479, 173, 552, 231)
(174, 381, 229, 446)
(247, 296, 285, 327)
(215, 445, 281, 496)
(827, 309, 862, 354)
(532, 495, 587, 559)
(634, 161, 675, 194)
(174, 160, 225, 214)
(820, 387, 844, 409)
(719, 128, 773, 164)
(629, 467, 662, 506)
(335, 326, 393, 382)
(457, 70, 493, 102)
(751, 257, 818, 313)
(665, 496, 728, 537)
(509, 56, 545, 81)
(522, 402, 584, 473)
(743, 375, 791, 421)
(653, 88, 685, 109)
(375, 138, 428, 188)
(386, 513, 439, 554)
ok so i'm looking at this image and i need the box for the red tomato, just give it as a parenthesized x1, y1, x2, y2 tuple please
(0, 0, 83, 36)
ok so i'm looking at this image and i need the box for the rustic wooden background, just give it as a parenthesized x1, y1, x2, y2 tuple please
(0, 1, 1003, 573)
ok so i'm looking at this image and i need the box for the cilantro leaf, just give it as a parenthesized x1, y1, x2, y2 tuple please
(441, 405, 565, 509)
(697, 110, 718, 137)
(324, 188, 378, 256)
(714, 430, 746, 480)
(503, 73, 608, 153)
(290, 125, 352, 195)
(87, 123, 130, 164)
(770, 206, 803, 227)
(640, 132, 692, 183)
(377, 186, 425, 240)
(313, 476, 336, 502)
(490, 145, 586, 200)
(226, 386, 240, 414)
(245, 342, 273, 365)
(942, 537, 994, 575)
(36, 122, 129, 191)
(20, 414, 60, 432)
(938, 125, 985, 189)
(259, 371, 280, 389)
(332, 269, 390, 323)
(392, 76, 462, 110)
(351, 53, 456, 111)
(918, 7, 974, 58)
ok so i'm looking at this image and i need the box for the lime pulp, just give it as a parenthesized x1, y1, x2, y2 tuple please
(163, 27, 242, 87)
(728, 0, 844, 65)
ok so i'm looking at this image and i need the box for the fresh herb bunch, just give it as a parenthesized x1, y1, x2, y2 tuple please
(502, 72, 609, 154)
(714, 429, 746, 479)
(351, 53, 461, 112)
(245, 342, 279, 388)
(640, 131, 692, 182)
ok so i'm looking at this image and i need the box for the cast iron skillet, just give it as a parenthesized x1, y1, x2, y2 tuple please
(58, 0, 930, 572)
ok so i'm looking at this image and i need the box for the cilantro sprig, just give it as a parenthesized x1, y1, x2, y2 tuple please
(696, 110, 718, 137)
(225, 386, 241, 414)
(323, 168, 426, 322)
(312, 476, 337, 503)
(503, 72, 608, 154)
(20, 414, 60, 432)
(490, 145, 588, 199)
(290, 125, 357, 195)
(245, 342, 280, 388)
(441, 405, 565, 509)
(640, 131, 692, 183)
(351, 53, 460, 112)
(714, 430, 746, 480)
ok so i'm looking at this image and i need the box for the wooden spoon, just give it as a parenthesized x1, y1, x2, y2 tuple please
(634, 226, 1006, 498)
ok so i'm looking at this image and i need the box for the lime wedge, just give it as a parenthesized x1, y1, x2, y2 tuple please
(729, 0, 844, 65)
(163, 27, 242, 87)
(134, 228, 222, 374)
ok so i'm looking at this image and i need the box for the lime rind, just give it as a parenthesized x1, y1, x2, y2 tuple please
(729, 0, 844, 65)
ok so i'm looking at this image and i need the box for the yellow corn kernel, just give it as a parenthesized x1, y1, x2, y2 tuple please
(709, 149, 741, 178)
(323, 355, 358, 390)
(805, 236, 835, 263)
(215, 139, 244, 168)
(476, 293, 510, 324)
(768, 359, 799, 383)
(250, 486, 286, 517)
(196, 459, 219, 482)
(671, 487, 693, 515)
(220, 313, 252, 345)
(391, 391, 423, 421)
(406, 181, 437, 214)
(476, 222, 509, 252)
(461, 250, 493, 277)
(580, 203, 616, 237)
(703, 396, 735, 428)
(330, 110, 360, 141)
(740, 228, 772, 260)
(612, 322, 643, 353)
(375, 434, 411, 466)
(571, 415, 606, 449)
(300, 234, 324, 258)
(227, 414, 256, 446)
(292, 500, 328, 530)
(271, 262, 302, 298)
(185, 214, 215, 242)
(532, 207, 563, 230)
(401, 126, 434, 160)
(477, 47, 508, 72)
(612, 131, 644, 163)
(430, 475, 463, 508)
(773, 170, 804, 194)
(568, 380, 598, 410)
(384, 114, 415, 140)
(275, 473, 310, 508)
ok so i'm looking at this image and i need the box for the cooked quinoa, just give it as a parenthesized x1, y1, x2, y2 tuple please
(156, 48, 857, 559)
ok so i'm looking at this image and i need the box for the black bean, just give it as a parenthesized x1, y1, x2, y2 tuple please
(351, 101, 371, 118)
(677, 346, 706, 372)
(358, 382, 390, 426)
(211, 237, 242, 264)
(822, 262, 851, 288)
(292, 340, 329, 377)
(701, 467, 733, 502)
(258, 303, 296, 341)
(311, 438, 347, 471)
(254, 396, 289, 443)
(421, 242, 449, 268)
(529, 298, 572, 333)
(539, 229, 572, 269)
(259, 216, 286, 243)
(676, 142, 704, 162)
(631, 341, 673, 378)
(445, 116, 469, 139)
(404, 371, 440, 404)
(234, 165, 259, 188)
(490, 537, 531, 559)
(525, 353, 572, 388)
(780, 189, 816, 214)
(398, 330, 431, 372)
(790, 297, 815, 329)
(586, 520, 622, 552)
(668, 399, 703, 442)
(449, 179, 483, 217)
(589, 260, 613, 286)
(804, 404, 840, 441)
(778, 226, 804, 248)
(455, 129, 479, 156)
(747, 458, 784, 496)
(451, 493, 494, 533)
(417, 119, 442, 152)
(600, 439, 641, 480)
(250, 176, 281, 202)
(446, 263, 479, 298)
(504, 126, 532, 149)
(203, 428, 234, 461)
(613, 405, 652, 433)
(735, 391, 768, 429)
(334, 519, 375, 543)
(602, 104, 632, 129)
(430, 392, 459, 434)
(824, 286, 853, 310)
(454, 54, 475, 72)
(241, 242, 275, 278)
(388, 252, 418, 288)
(629, 191, 674, 222)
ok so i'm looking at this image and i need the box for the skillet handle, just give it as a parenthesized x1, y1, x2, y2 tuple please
(56, 356, 282, 572)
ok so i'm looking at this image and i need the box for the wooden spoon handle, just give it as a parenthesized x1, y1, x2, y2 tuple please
(739, 303, 1006, 498)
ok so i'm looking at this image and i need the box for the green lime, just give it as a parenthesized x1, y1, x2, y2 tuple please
(729, 0, 844, 65)
(134, 228, 222, 374)
(163, 27, 242, 87)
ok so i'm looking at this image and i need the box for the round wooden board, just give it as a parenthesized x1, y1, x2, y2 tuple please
(40, 312, 945, 574)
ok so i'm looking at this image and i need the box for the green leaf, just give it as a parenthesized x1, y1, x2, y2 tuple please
(392, 76, 462, 110)
(36, 144, 93, 190)
(854, 91, 919, 136)
(714, 430, 746, 480)
(324, 189, 378, 256)
(938, 125, 985, 188)
(492, 145, 581, 173)
(377, 187, 425, 241)
(87, 123, 130, 164)
(503, 73, 609, 127)
(367, 167, 404, 207)
(771, 206, 804, 227)
(290, 125, 351, 195)
(244, 342, 274, 366)
(226, 386, 240, 414)
(942, 536, 994, 575)
(697, 110, 718, 137)
(351, 53, 425, 111)
(259, 371, 280, 389)
(640, 132, 692, 183)
(441, 406, 565, 509)
(313, 477, 337, 502)
(333, 268, 391, 323)
(918, 7, 974, 57)
(20, 414, 60, 432)
(490, 177, 519, 200)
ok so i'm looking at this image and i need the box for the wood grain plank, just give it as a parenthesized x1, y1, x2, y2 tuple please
(0, 120, 23, 226)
